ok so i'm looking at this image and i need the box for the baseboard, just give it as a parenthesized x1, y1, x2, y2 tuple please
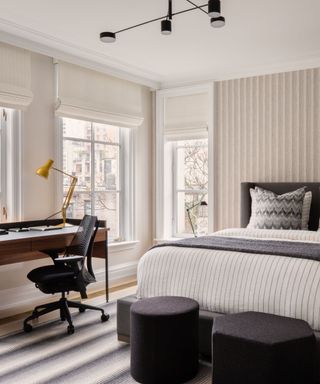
(0, 260, 138, 318)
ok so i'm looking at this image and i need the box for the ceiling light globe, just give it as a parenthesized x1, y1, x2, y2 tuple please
(208, 0, 221, 18)
(100, 32, 116, 43)
(210, 16, 225, 28)
(161, 19, 172, 35)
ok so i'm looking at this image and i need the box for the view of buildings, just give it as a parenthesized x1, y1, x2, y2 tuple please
(62, 118, 120, 240)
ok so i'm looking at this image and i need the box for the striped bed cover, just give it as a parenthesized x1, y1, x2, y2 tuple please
(137, 228, 320, 331)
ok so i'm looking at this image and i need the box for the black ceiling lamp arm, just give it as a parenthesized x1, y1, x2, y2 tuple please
(185, 0, 208, 15)
(114, 3, 208, 35)
(169, 0, 173, 20)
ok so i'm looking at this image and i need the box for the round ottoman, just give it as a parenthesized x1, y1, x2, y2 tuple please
(130, 296, 199, 384)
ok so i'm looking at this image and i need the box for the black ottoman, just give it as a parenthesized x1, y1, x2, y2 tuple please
(130, 296, 199, 384)
(212, 312, 316, 384)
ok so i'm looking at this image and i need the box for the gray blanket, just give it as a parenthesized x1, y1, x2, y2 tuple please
(154, 235, 320, 262)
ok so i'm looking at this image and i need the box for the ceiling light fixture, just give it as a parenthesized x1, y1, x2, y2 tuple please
(211, 16, 225, 28)
(100, 31, 116, 43)
(100, 0, 225, 43)
(161, 19, 172, 35)
(208, 0, 221, 18)
(161, 0, 173, 35)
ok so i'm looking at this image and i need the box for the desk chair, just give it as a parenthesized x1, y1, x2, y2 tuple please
(24, 215, 109, 334)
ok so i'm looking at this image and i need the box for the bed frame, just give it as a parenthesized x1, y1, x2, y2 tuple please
(117, 182, 320, 381)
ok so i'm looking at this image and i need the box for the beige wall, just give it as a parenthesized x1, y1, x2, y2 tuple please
(22, 53, 56, 220)
(214, 68, 320, 230)
(0, 52, 153, 316)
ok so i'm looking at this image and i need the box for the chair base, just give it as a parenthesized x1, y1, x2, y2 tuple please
(23, 293, 109, 334)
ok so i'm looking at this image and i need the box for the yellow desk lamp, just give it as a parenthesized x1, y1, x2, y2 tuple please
(36, 159, 78, 227)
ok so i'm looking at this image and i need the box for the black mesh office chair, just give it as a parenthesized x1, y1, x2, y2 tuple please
(24, 215, 109, 334)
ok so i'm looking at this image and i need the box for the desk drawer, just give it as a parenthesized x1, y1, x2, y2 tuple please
(31, 234, 74, 251)
(0, 251, 47, 265)
(0, 240, 32, 255)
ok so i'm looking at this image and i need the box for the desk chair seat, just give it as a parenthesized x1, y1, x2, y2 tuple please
(28, 265, 77, 294)
(24, 215, 109, 335)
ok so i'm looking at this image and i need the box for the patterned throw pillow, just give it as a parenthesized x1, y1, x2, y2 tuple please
(248, 187, 306, 230)
(301, 191, 312, 230)
(253, 187, 312, 230)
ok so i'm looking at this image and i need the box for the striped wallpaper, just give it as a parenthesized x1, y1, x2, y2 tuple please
(214, 68, 320, 230)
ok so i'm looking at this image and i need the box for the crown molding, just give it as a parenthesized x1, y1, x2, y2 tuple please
(0, 17, 161, 90)
(160, 52, 320, 88)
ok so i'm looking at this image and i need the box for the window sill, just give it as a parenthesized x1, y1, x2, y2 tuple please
(109, 240, 140, 253)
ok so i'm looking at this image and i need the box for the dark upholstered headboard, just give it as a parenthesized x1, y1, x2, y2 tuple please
(241, 182, 320, 231)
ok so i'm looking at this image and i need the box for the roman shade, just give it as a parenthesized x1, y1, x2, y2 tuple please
(164, 92, 209, 141)
(55, 61, 144, 128)
(0, 42, 33, 110)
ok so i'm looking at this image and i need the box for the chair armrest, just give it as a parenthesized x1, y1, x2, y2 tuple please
(55, 256, 84, 262)
(54, 256, 84, 273)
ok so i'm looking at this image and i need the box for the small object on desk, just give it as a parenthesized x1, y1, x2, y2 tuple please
(8, 227, 30, 233)
(29, 225, 63, 232)
(0, 229, 8, 236)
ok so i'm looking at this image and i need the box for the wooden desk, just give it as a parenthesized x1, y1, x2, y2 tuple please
(0, 219, 109, 302)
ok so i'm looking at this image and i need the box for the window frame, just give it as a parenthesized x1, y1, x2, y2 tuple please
(0, 107, 22, 222)
(172, 139, 209, 237)
(155, 83, 214, 240)
(0, 109, 7, 221)
(58, 117, 133, 243)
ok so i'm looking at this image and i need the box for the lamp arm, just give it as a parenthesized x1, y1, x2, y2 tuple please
(52, 167, 75, 179)
(45, 209, 63, 221)
(62, 177, 78, 211)
(187, 208, 197, 237)
(187, 200, 201, 212)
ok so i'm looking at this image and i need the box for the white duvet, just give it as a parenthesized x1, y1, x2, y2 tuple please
(137, 228, 320, 330)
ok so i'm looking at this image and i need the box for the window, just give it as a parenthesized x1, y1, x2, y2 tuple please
(0, 107, 21, 222)
(173, 138, 208, 237)
(156, 84, 213, 240)
(62, 117, 131, 242)
(0, 109, 7, 222)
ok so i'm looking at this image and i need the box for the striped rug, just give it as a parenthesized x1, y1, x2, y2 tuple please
(0, 302, 211, 383)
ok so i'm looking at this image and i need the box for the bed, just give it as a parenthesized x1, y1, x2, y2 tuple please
(117, 182, 320, 380)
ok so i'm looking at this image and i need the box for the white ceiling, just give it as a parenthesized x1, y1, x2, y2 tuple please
(0, 0, 319, 87)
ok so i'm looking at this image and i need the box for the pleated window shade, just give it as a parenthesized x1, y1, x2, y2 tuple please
(55, 61, 144, 128)
(164, 92, 209, 141)
(0, 42, 33, 110)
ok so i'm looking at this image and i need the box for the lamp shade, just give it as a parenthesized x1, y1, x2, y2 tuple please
(161, 19, 172, 35)
(36, 159, 54, 179)
(100, 32, 116, 43)
(211, 16, 225, 28)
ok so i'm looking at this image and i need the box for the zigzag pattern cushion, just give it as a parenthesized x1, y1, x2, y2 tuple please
(301, 191, 312, 230)
(253, 187, 312, 230)
(248, 187, 305, 230)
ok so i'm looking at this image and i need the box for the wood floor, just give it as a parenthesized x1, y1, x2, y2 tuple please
(0, 281, 137, 337)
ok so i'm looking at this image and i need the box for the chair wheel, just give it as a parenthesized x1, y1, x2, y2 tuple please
(101, 314, 109, 322)
(67, 325, 75, 335)
(24, 323, 33, 333)
(79, 307, 86, 313)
